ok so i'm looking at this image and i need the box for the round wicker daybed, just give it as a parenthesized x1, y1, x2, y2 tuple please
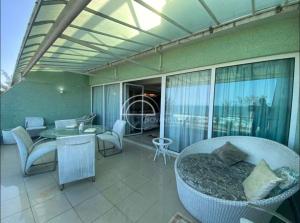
(174, 136, 299, 223)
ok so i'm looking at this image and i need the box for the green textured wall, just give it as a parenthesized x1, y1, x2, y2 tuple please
(1, 71, 90, 130)
(89, 13, 299, 85)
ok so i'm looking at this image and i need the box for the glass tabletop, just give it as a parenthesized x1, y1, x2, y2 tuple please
(40, 125, 105, 139)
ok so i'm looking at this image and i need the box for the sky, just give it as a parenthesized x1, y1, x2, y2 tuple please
(1, 0, 35, 77)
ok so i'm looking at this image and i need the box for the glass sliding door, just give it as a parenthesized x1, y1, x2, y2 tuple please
(164, 70, 211, 152)
(104, 83, 120, 129)
(213, 58, 294, 145)
(92, 86, 104, 125)
(123, 83, 144, 135)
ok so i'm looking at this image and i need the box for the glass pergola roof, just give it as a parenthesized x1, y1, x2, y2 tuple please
(13, 0, 299, 82)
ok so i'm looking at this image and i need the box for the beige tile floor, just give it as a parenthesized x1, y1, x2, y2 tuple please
(1, 141, 197, 223)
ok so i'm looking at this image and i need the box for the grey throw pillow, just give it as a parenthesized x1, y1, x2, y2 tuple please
(212, 141, 248, 166)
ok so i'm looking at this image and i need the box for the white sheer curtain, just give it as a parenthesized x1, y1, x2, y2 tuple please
(164, 70, 211, 152)
(104, 84, 120, 129)
(92, 86, 103, 125)
(213, 58, 294, 145)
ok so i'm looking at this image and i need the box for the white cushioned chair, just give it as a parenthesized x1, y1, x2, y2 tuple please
(55, 119, 77, 129)
(11, 126, 57, 176)
(175, 136, 299, 223)
(57, 134, 95, 190)
(76, 114, 96, 125)
(25, 117, 46, 137)
(97, 120, 126, 157)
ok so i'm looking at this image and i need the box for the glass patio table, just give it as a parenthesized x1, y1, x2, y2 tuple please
(40, 125, 105, 139)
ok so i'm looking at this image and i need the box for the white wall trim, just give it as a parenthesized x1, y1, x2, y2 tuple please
(288, 52, 300, 148)
(207, 68, 216, 139)
(160, 76, 166, 139)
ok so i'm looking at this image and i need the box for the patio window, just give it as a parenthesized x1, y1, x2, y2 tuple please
(212, 58, 295, 145)
(92, 85, 104, 125)
(92, 83, 120, 129)
(164, 70, 211, 152)
(104, 83, 120, 129)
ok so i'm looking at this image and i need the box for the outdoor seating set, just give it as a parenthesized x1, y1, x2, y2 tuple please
(10, 114, 126, 190)
(7, 115, 299, 222)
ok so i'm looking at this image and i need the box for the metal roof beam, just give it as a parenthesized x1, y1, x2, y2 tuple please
(133, 0, 193, 34)
(69, 24, 152, 47)
(35, 64, 91, 69)
(41, 56, 103, 63)
(32, 20, 55, 26)
(44, 50, 112, 59)
(39, 59, 103, 65)
(22, 0, 92, 76)
(51, 44, 98, 52)
(24, 43, 40, 49)
(66, 36, 139, 53)
(20, 50, 36, 56)
(40, 56, 104, 63)
(27, 34, 47, 39)
(84, 7, 171, 42)
(41, 0, 68, 5)
(197, 0, 220, 25)
(61, 34, 161, 72)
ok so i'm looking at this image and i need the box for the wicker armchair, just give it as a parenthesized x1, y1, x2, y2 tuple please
(57, 134, 96, 190)
(76, 114, 96, 125)
(54, 119, 77, 129)
(11, 126, 57, 175)
(25, 117, 46, 137)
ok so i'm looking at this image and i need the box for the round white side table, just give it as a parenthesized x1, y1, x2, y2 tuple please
(152, 137, 173, 165)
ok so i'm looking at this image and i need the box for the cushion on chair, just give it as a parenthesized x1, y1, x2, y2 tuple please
(97, 133, 121, 149)
(177, 153, 255, 201)
(25, 117, 44, 128)
(212, 141, 248, 166)
(26, 126, 47, 130)
(242, 160, 283, 201)
(26, 141, 57, 171)
(240, 218, 255, 223)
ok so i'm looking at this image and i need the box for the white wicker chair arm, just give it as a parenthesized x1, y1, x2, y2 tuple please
(29, 138, 49, 152)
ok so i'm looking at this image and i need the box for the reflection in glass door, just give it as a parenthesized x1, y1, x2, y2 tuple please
(92, 86, 103, 125)
(104, 84, 120, 129)
(92, 84, 120, 130)
(123, 83, 144, 135)
(212, 58, 294, 145)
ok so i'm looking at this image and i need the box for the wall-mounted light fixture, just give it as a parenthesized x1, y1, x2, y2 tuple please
(58, 87, 64, 94)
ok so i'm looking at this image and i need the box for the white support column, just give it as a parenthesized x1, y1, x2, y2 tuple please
(102, 85, 105, 127)
(90, 86, 93, 114)
(288, 53, 300, 149)
(119, 82, 123, 120)
(160, 76, 166, 139)
(207, 67, 216, 139)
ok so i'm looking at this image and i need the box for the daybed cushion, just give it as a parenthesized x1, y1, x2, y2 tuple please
(212, 142, 247, 166)
(269, 167, 299, 197)
(177, 153, 254, 201)
(243, 160, 283, 201)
